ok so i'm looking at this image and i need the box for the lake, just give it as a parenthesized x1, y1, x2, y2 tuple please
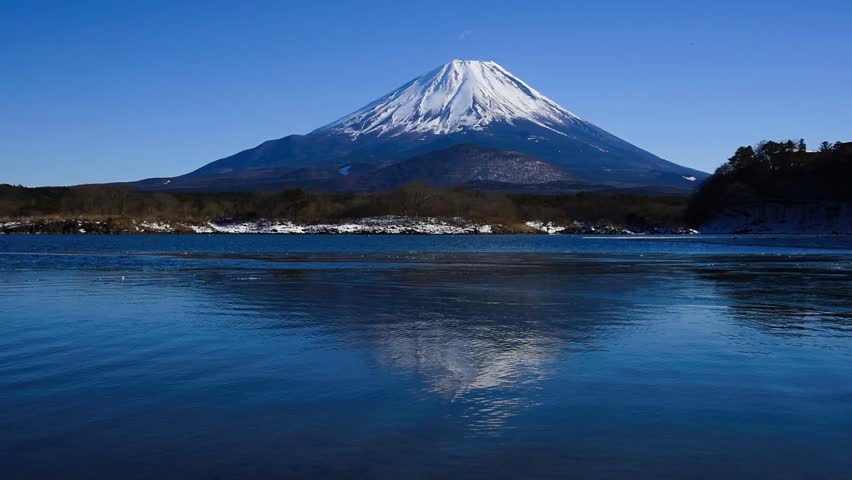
(1, 235, 851, 479)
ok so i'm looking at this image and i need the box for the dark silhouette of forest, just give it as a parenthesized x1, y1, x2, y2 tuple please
(686, 140, 852, 226)
(0, 183, 687, 231)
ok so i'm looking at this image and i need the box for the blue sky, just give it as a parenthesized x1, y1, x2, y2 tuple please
(2, 0, 850, 186)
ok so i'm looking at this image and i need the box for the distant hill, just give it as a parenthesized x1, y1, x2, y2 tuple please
(134, 144, 689, 195)
(362, 145, 573, 190)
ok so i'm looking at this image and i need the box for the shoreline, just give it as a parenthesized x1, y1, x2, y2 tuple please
(0, 217, 699, 236)
(4, 218, 848, 235)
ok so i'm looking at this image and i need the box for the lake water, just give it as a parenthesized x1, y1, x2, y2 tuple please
(1, 235, 851, 479)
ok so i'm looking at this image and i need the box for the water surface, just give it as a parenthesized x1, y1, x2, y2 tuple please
(1, 235, 851, 478)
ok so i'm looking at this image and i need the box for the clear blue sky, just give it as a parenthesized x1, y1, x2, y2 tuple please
(2, 0, 850, 186)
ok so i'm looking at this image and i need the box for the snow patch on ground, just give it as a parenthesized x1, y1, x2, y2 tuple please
(525, 221, 566, 235)
(138, 221, 173, 232)
(524, 220, 696, 235)
(189, 224, 215, 234)
(207, 216, 494, 235)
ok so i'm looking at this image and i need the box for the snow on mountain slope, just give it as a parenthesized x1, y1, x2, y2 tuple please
(317, 60, 582, 137)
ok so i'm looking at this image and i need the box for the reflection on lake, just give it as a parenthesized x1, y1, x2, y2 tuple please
(1, 235, 851, 479)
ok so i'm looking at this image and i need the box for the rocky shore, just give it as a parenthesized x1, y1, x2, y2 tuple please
(699, 203, 852, 234)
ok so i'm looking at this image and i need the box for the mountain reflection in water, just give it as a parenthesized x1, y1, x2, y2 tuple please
(1, 236, 851, 479)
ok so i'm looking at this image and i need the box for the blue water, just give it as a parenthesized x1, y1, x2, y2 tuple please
(1, 235, 851, 478)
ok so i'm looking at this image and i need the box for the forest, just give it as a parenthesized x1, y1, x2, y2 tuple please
(685, 140, 852, 226)
(0, 183, 687, 231)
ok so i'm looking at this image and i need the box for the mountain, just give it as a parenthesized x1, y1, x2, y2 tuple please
(139, 60, 707, 192)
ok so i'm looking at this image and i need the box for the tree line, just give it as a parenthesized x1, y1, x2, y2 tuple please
(0, 183, 687, 229)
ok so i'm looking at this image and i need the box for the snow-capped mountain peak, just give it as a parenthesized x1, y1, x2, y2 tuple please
(176, 59, 708, 192)
(316, 59, 582, 138)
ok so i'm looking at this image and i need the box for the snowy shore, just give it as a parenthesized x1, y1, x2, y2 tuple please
(0, 216, 698, 235)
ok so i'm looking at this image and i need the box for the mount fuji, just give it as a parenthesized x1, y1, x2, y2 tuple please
(137, 60, 707, 192)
